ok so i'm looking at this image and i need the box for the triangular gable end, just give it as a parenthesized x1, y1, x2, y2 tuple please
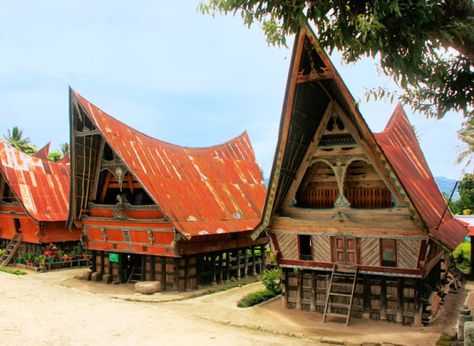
(252, 25, 425, 239)
(281, 101, 408, 212)
(34, 142, 51, 160)
(68, 89, 161, 226)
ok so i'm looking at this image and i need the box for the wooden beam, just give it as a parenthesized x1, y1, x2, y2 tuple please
(100, 171, 112, 203)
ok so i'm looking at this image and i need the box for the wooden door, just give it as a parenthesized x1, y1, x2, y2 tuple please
(334, 237, 357, 265)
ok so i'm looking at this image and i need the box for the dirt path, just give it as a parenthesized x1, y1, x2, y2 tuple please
(0, 270, 314, 346)
(0, 268, 466, 345)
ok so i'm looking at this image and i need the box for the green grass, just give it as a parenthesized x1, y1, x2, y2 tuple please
(436, 333, 456, 346)
(237, 288, 279, 308)
(0, 268, 27, 275)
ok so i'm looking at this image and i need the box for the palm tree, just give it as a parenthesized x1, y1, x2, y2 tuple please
(457, 117, 474, 168)
(3, 126, 37, 154)
(60, 142, 70, 157)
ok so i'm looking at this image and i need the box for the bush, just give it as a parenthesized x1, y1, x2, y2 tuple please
(452, 241, 471, 273)
(262, 268, 282, 294)
(237, 289, 276, 308)
(1, 268, 27, 275)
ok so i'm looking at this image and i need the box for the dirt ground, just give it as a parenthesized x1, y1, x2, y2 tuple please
(0, 268, 468, 346)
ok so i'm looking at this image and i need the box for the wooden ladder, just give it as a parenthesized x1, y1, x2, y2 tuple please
(323, 265, 358, 326)
(127, 263, 142, 283)
(0, 233, 23, 269)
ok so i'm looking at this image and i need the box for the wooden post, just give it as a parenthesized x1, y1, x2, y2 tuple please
(296, 270, 302, 310)
(225, 251, 230, 283)
(310, 271, 316, 311)
(161, 256, 166, 290)
(184, 257, 189, 291)
(283, 270, 289, 308)
(237, 250, 241, 280)
(260, 245, 266, 274)
(91, 250, 97, 272)
(244, 248, 248, 278)
(100, 251, 105, 274)
(141, 255, 146, 281)
(118, 253, 124, 283)
(212, 254, 217, 286)
(173, 258, 179, 291)
(196, 256, 201, 288)
(251, 246, 256, 275)
(150, 256, 155, 281)
(218, 253, 223, 283)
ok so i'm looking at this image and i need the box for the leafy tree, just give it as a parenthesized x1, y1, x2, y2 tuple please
(48, 151, 62, 162)
(450, 174, 474, 214)
(3, 126, 37, 155)
(457, 117, 474, 168)
(200, 0, 473, 150)
(60, 142, 69, 157)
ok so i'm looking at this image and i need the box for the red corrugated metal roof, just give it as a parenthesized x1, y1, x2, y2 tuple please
(0, 140, 70, 222)
(73, 90, 266, 239)
(375, 104, 468, 250)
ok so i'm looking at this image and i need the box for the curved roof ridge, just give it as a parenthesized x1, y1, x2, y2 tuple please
(72, 89, 249, 153)
(72, 89, 266, 238)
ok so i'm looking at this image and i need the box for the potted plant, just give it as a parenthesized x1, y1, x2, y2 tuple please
(37, 255, 46, 272)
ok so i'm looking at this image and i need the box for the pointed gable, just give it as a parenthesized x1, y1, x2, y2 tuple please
(253, 25, 468, 250)
(34, 142, 51, 160)
(375, 105, 468, 249)
(70, 90, 266, 238)
(0, 140, 70, 221)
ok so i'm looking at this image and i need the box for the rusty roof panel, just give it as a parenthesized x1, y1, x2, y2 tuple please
(375, 105, 468, 250)
(73, 91, 266, 238)
(0, 140, 70, 222)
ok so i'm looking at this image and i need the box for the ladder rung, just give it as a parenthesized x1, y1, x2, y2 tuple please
(326, 312, 349, 318)
(330, 292, 352, 297)
(329, 302, 350, 309)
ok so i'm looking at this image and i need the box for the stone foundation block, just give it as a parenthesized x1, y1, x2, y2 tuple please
(135, 281, 161, 294)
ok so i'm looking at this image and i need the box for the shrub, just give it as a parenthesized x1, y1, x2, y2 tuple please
(452, 241, 471, 273)
(262, 268, 282, 294)
(237, 289, 276, 308)
(1, 268, 27, 275)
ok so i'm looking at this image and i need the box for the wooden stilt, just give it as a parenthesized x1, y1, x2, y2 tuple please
(173, 258, 179, 291)
(212, 254, 217, 286)
(118, 253, 124, 283)
(283, 270, 289, 308)
(244, 248, 248, 278)
(196, 256, 201, 288)
(237, 250, 241, 280)
(184, 257, 189, 291)
(310, 271, 316, 311)
(141, 255, 146, 281)
(296, 271, 303, 310)
(150, 256, 155, 281)
(91, 250, 97, 272)
(161, 257, 166, 290)
(218, 253, 223, 283)
(100, 251, 105, 274)
(260, 245, 265, 274)
(251, 246, 256, 275)
(225, 251, 230, 283)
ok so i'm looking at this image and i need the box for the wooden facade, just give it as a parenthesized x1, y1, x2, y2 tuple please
(253, 26, 469, 326)
(68, 90, 268, 290)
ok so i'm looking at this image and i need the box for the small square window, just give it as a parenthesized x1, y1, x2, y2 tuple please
(381, 239, 397, 267)
(299, 235, 312, 261)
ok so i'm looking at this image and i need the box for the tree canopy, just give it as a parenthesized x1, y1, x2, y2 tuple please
(3, 126, 37, 155)
(450, 174, 474, 215)
(200, 0, 473, 158)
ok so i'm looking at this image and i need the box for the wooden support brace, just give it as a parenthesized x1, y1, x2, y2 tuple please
(237, 250, 241, 280)
(283, 270, 289, 308)
(173, 258, 179, 291)
(296, 271, 302, 310)
(310, 271, 316, 312)
(218, 253, 223, 283)
(244, 248, 248, 278)
(251, 247, 256, 276)
(212, 255, 217, 286)
(184, 257, 189, 291)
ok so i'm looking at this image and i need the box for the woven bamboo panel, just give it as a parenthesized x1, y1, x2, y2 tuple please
(397, 239, 420, 268)
(277, 233, 298, 260)
(312, 235, 331, 261)
(360, 238, 380, 266)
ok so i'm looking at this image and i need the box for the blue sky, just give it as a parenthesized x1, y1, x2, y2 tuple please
(0, 1, 470, 179)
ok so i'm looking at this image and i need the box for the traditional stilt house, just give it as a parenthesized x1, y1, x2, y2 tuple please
(0, 140, 82, 266)
(251, 26, 469, 326)
(68, 89, 268, 290)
